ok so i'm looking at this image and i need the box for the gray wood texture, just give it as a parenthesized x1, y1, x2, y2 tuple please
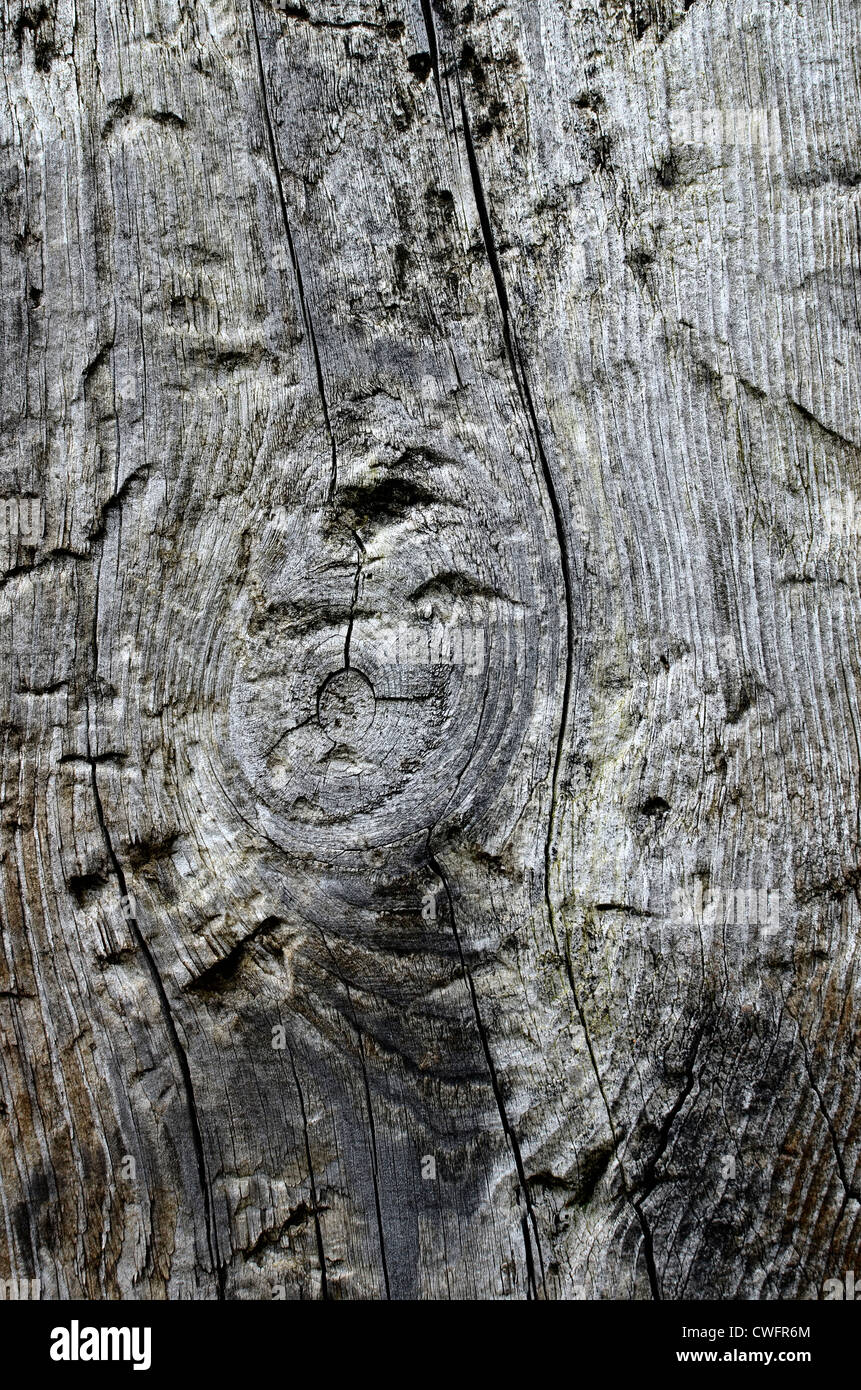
(1, 0, 860, 1299)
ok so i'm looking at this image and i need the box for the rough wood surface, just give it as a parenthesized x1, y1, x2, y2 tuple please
(1, 0, 860, 1299)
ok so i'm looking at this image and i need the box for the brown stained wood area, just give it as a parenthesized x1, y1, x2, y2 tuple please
(1, 0, 860, 1299)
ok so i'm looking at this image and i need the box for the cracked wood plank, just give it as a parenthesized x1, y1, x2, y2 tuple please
(1, 0, 860, 1300)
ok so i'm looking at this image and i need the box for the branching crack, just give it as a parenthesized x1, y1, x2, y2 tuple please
(791, 1013, 860, 1202)
(628, 1018, 707, 1299)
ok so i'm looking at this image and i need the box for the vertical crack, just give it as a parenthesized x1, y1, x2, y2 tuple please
(286, 1044, 329, 1298)
(448, 57, 662, 1295)
(312, 925, 391, 1298)
(85, 741, 226, 1298)
(453, 77, 579, 854)
(84, 556, 225, 1298)
(344, 530, 366, 669)
(419, 0, 445, 119)
(250, 0, 338, 499)
(561, 927, 660, 1294)
(628, 1019, 707, 1301)
(352, 1014, 392, 1300)
(428, 846, 546, 1299)
(450, 68, 583, 969)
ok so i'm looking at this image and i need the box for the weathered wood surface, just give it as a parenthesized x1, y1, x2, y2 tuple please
(1, 0, 860, 1299)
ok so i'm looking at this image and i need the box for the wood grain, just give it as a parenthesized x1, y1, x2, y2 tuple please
(1, 0, 859, 1299)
